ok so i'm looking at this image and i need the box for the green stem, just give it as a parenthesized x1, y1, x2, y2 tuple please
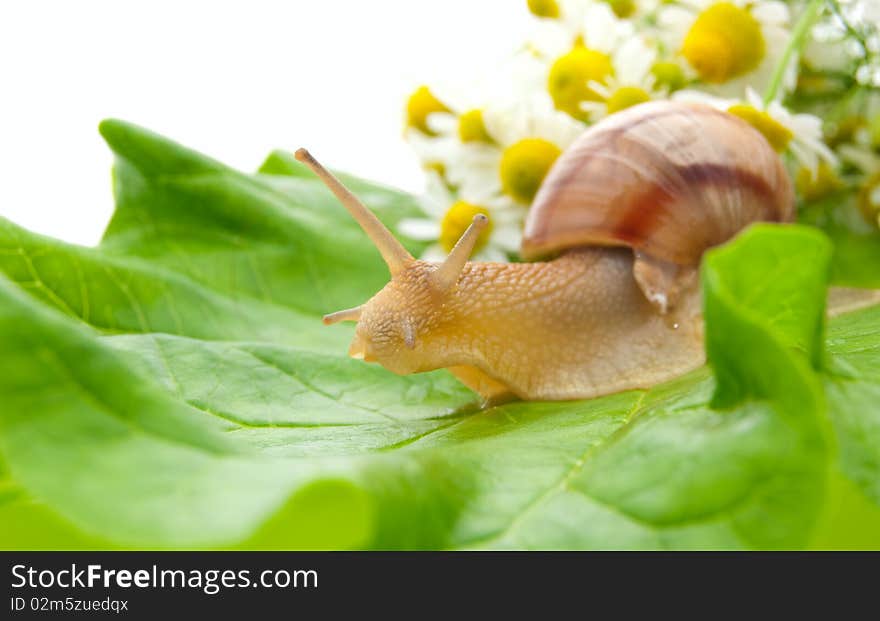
(763, 0, 825, 105)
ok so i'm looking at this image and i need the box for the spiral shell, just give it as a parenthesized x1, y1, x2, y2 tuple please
(522, 101, 795, 265)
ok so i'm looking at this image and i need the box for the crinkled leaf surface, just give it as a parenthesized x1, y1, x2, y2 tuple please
(0, 121, 878, 549)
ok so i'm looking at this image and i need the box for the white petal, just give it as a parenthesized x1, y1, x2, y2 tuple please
(582, 3, 631, 54)
(459, 183, 503, 205)
(406, 130, 456, 162)
(508, 52, 550, 97)
(745, 87, 764, 108)
(420, 172, 454, 217)
(426, 112, 458, 135)
(475, 247, 509, 263)
(491, 223, 525, 253)
(482, 194, 521, 213)
(420, 243, 448, 262)
(527, 19, 573, 59)
(588, 80, 611, 98)
(751, 1, 789, 26)
(788, 141, 817, 174)
(657, 6, 695, 44)
(799, 136, 838, 166)
(672, 89, 733, 109)
(613, 37, 656, 86)
(398, 218, 441, 241)
(580, 100, 606, 119)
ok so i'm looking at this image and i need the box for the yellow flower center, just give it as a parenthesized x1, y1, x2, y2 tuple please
(605, 0, 635, 18)
(681, 2, 765, 83)
(440, 201, 493, 252)
(606, 86, 652, 114)
(528, 0, 560, 18)
(458, 109, 493, 143)
(858, 172, 880, 225)
(651, 61, 687, 92)
(795, 163, 842, 202)
(727, 104, 793, 152)
(548, 45, 613, 120)
(499, 138, 562, 203)
(406, 86, 450, 135)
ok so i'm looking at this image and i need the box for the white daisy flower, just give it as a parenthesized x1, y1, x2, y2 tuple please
(580, 37, 667, 119)
(397, 172, 525, 262)
(404, 53, 554, 180)
(659, 0, 794, 97)
(527, 2, 636, 120)
(422, 53, 544, 147)
(674, 87, 836, 174)
(445, 94, 586, 206)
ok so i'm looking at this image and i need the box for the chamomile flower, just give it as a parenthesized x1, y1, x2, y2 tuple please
(398, 172, 525, 262)
(404, 55, 552, 179)
(404, 81, 508, 181)
(581, 37, 666, 119)
(528, 2, 635, 120)
(674, 87, 836, 175)
(446, 95, 586, 206)
(659, 0, 793, 96)
(421, 77, 510, 148)
(734, 87, 837, 174)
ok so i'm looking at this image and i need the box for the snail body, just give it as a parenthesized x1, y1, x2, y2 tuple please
(297, 101, 794, 402)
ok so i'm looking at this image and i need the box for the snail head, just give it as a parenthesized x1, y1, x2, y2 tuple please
(295, 148, 487, 374)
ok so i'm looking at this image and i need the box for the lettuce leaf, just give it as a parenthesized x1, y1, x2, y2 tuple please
(0, 121, 877, 549)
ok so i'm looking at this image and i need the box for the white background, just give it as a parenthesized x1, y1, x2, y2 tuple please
(0, 1, 530, 246)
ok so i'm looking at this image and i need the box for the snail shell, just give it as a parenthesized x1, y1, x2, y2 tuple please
(523, 101, 795, 309)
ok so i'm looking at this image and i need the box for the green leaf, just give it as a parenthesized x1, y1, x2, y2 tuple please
(799, 197, 880, 289)
(702, 224, 830, 406)
(825, 225, 880, 289)
(0, 121, 878, 549)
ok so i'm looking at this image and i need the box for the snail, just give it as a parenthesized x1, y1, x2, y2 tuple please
(295, 101, 794, 402)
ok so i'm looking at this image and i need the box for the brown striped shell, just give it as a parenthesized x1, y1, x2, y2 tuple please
(522, 101, 795, 265)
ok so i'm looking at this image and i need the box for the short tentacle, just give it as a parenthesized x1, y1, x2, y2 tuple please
(323, 306, 363, 325)
(433, 214, 489, 292)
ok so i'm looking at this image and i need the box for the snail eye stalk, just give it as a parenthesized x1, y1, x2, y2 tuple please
(295, 148, 413, 276)
(433, 214, 489, 292)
